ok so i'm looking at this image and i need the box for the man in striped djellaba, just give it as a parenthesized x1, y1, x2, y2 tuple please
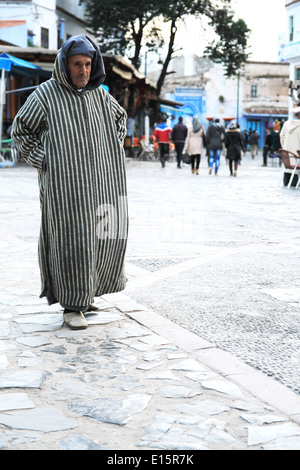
(12, 35, 128, 330)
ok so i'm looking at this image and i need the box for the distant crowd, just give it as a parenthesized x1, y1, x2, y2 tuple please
(125, 112, 300, 178)
(150, 116, 277, 177)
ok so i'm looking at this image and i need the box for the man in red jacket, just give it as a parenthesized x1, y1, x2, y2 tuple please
(154, 117, 172, 168)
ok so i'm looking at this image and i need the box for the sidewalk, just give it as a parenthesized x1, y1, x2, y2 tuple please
(1, 159, 300, 450)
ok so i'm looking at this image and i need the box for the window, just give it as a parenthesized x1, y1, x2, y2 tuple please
(41, 27, 49, 48)
(296, 68, 300, 81)
(251, 85, 258, 98)
(289, 16, 294, 42)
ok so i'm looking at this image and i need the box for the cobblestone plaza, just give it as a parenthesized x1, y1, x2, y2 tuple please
(1, 153, 300, 450)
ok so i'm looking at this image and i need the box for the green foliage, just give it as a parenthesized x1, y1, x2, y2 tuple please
(83, 0, 164, 67)
(204, 9, 251, 77)
(83, 0, 250, 88)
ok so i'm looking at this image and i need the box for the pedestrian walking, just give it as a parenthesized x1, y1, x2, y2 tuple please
(270, 127, 281, 152)
(206, 118, 225, 175)
(12, 35, 128, 330)
(183, 116, 206, 175)
(154, 117, 172, 168)
(262, 129, 272, 166)
(249, 129, 259, 159)
(225, 121, 245, 177)
(171, 116, 188, 168)
(242, 129, 249, 153)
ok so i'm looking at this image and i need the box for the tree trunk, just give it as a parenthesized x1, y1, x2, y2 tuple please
(131, 17, 144, 69)
(156, 19, 177, 97)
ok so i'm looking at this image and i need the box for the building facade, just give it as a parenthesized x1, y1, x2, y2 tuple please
(279, 0, 300, 115)
(161, 55, 289, 148)
(241, 61, 290, 147)
(0, 0, 91, 49)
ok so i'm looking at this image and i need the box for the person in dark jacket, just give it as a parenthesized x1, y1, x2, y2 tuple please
(225, 121, 245, 177)
(262, 129, 272, 166)
(206, 118, 225, 175)
(172, 116, 188, 168)
(249, 130, 259, 159)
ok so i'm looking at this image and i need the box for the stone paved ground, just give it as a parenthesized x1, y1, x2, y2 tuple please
(125, 153, 300, 395)
(1, 153, 300, 451)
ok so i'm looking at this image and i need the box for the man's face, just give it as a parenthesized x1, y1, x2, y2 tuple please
(67, 54, 92, 89)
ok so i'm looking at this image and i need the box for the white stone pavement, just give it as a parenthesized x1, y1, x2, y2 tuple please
(0, 155, 300, 450)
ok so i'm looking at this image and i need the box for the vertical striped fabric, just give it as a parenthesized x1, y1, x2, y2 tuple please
(12, 50, 128, 308)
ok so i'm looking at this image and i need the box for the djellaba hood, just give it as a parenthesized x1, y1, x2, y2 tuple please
(53, 34, 106, 92)
(284, 118, 300, 134)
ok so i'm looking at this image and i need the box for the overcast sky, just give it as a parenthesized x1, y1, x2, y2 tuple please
(232, 0, 287, 61)
(175, 0, 288, 62)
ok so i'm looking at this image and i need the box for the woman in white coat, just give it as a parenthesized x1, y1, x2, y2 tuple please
(183, 117, 206, 174)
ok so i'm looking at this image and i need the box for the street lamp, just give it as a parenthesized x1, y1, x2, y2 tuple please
(237, 72, 240, 126)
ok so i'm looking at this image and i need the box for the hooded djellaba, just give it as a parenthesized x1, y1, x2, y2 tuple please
(12, 35, 128, 327)
(280, 107, 300, 155)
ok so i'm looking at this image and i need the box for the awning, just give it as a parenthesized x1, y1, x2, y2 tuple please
(0, 53, 51, 78)
(112, 65, 133, 81)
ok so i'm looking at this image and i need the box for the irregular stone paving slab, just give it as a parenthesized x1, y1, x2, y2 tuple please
(84, 311, 124, 325)
(263, 436, 300, 450)
(0, 393, 35, 411)
(187, 418, 236, 446)
(0, 437, 9, 449)
(0, 311, 12, 319)
(13, 305, 61, 315)
(241, 414, 285, 425)
(142, 351, 164, 362)
(17, 355, 44, 368)
(201, 379, 246, 399)
(41, 345, 67, 355)
(13, 314, 63, 334)
(114, 378, 144, 391)
(229, 399, 270, 413)
(169, 358, 207, 372)
(57, 435, 105, 450)
(136, 361, 164, 370)
(69, 394, 152, 426)
(138, 335, 170, 346)
(247, 423, 300, 446)
(146, 370, 180, 381)
(127, 341, 152, 351)
(9, 297, 42, 306)
(0, 341, 19, 351)
(91, 298, 116, 310)
(0, 370, 49, 389)
(167, 352, 187, 360)
(138, 412, 236, 450)
(173, 399, 230, 416)
(13, 313, 63, 325)
(0, 322, 10, 338)
(157, 385, 200, 398)
(17, 322, 63, 333)
(15, 335, 51, 348)
(107, 323, 150, 340)
(0, 354, 8, 370)
(0, 408, 77, 432)
(4, 430, 40, 447)
(49, 379, 100, 400)
(185, 370, 220, 382)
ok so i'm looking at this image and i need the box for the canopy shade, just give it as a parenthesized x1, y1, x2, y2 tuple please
(0, 53, 51, 78)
